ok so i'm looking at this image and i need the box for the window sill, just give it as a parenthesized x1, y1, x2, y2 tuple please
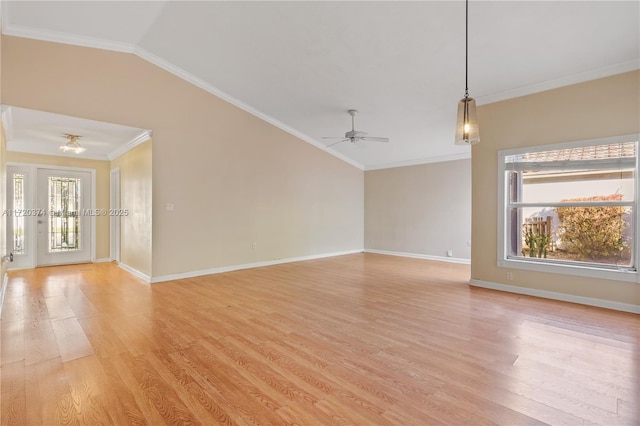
(498, 258, 639, 283)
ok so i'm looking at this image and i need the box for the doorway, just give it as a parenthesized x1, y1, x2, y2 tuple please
(7, 165, 95, 268)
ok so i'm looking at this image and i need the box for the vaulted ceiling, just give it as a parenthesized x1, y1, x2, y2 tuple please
(2, 1, 638, 169)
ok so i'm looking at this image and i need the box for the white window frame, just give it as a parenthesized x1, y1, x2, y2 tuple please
(497, 134, 640, 283)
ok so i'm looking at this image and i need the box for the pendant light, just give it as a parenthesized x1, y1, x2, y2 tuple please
(59, 134, 86, 154)
(455, 0, 480, 145)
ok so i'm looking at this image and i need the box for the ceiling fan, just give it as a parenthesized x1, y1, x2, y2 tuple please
(322, 109, 389, 147)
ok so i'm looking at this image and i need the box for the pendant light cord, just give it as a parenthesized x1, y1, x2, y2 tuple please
(465, 0, 469, 98)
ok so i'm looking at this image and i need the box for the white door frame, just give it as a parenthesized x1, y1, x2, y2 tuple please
(110, 168, 121, 263)
(6, 162, 97, 269)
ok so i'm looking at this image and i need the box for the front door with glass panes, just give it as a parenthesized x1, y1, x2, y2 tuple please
(36, 169, 91, 266)
(7, 166, 92, 267)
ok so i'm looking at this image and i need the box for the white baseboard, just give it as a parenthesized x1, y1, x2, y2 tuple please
(469, 278, 640, 314)
(9, 258, 112, 270)
(6, 266, 34, 271)
(364, 249, 471, 265)
(150, 249, 363, 283)
(118, 263, 152, 283)
(0, 273, 8, 318)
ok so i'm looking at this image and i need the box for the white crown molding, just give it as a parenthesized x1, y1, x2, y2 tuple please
(133, 46, 365, 170)
(107, 129, 152, 160)
(469, 278, 640, 314)
(2, 104, 149, 161)
(6, 143, 111, 161)
(149, 249, 363, 283)
(1, 20, 364, 170)
(476, 59, 640, 106)
(365, 249, 470, 265)
(6, 18, 636, 170)
(2, 23, 135, 53)
(365, 152, 471, 171)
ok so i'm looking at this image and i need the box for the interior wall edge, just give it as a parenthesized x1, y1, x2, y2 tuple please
(0, 272, 8, 318)
(118, 262, 151, 283)
(149, 249, 363, 284)
(364, 249, 470, 265)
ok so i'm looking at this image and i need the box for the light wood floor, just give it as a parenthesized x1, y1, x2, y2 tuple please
(1, 254, 638, 425)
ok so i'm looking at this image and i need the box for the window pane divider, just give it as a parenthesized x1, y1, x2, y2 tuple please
(508, 201, 634, 208)
(506, 158, 636, 171)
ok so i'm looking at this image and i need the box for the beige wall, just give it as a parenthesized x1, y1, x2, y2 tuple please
(110, 140, 152, 276)
(473, 71, 640, 306)
(6, 152, 111, 260)
(1, 35, 364, 278)
(365, 159, 471, 260)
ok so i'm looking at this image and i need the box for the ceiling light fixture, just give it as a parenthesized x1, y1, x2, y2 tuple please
(59, 134, 86, 154)
(455, 0, 480, 145)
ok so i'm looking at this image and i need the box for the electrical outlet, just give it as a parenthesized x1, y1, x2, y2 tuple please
(252, 241, 257, 250)
(446, 249, 453, 257)
(506, 272, 513, 280)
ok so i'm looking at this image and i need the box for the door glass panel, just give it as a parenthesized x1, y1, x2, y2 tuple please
(12, 173, 25, 255)
(48, 176, 81, 252)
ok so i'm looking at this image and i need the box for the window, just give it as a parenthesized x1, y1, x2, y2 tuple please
(498, 135, 639, 282)
(12, 173, 25, 255)
(47, 176, 82, 252)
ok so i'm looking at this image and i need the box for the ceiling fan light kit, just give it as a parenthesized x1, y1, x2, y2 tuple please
(454, 0, 480, 146)
(322, 109, 389, 147)
(59, 133, 86, 154)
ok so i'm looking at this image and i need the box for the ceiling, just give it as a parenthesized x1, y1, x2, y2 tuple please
(1, 106, 150, 161)
(1, 1, 638, 170)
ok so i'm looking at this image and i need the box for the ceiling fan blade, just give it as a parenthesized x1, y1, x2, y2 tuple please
(325, 110, 389, 146)
(361, 137, 389, 143)
(325, 139, 349, 147)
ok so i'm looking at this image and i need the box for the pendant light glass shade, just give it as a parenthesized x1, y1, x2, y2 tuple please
(455, 0, 480, 145)
(455, 96, 480, 145)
